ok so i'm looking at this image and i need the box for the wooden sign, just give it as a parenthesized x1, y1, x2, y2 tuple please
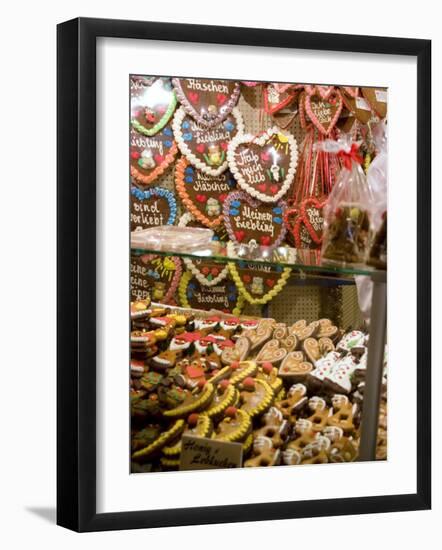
(179, 435, 243, 470)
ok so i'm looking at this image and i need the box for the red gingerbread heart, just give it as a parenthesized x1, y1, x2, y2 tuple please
(235, 230, 246, 242)
(217, 93, 227, 105)
(266, 278, 275, 287)
(300, 197, 327, 244)
(260, 235, 271, 246)
(196, 143, 205, 153)
(196, 194, 207, 203)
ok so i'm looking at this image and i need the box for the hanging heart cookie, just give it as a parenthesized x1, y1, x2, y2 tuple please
(175, 157, 236, 228)
(300, 197, 327, 244)
(341, 92, 372, 124)
(130, 187, 177, 231)
(361, 87, 388, 119)
(130, 127, 178, 187)
(223, 191, 287, 249)
(183, 258, 229, 287)
(227, 127, 298, 203)
(294, 216, 322, 251)
(226, 243, 292, 305)
(178, 212, 229, 243)
(172, 78, 240, 127)
(130, 254, 182, 303)
(131, 76, 177, 136)
(304, 90, 343, 135)
(179, 271, 244, 315)
(173, 106, 244, 176)
(264, 83, 297, 115)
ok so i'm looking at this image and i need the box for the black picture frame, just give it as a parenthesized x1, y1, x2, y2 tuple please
(57, 17, 431, 532)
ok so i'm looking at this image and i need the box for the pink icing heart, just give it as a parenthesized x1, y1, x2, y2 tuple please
(220, 142, 228, 151)
(260, 151, 270, 161)
(217, 93, 227, 105)
(257, 183, 267, 192)
(196, 143, 205, 153)
(154, 154, 164, 163)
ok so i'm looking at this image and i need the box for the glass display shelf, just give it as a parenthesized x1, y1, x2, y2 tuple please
(130, 241, 386, 283)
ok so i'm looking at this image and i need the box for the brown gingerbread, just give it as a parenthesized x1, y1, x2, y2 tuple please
(327, 394, 357, 434)
(275, 383, 308, 423)
(306, 396, 331, 432)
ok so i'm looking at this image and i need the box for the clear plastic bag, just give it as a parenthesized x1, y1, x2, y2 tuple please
(315, 135, 374, 266)
(367, 122, 387, 268)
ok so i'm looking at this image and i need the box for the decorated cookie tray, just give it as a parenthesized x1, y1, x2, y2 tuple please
(130, 299, 387, 472)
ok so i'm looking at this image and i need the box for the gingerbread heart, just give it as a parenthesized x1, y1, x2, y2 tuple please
(304, 90, 343, 135)
(221, 335, 251, 365)
(300, 197, 327, 244)
(228, 257, 291, 305)
(178, 212, 229, 243)
(173, 106, 244, 176)
(264, 83, 297, 115)
(179, 271, 244, 315)
(256, 339, 288, 365)
(131, 76, 177, 137)
(227, 127, 298, 203)
(130, 127, 178, 187)
(244, 319, 275, 351)
(361, 87, 388, 119)
(172, 78, 241, 128)
(293, 215, 322, 250)
(341, 91, 372, 124)
(130, 254, 182, 303)
(175, 157, 236, 228)
(223, 191, 287, 249)
(130, 187, 177, 231)
(183, 258, 229, 287)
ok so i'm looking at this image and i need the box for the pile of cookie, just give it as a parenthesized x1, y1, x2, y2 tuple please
(130, 299, 387, 471)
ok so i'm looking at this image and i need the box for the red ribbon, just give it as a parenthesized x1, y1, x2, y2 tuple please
(338, 143, 364, 170)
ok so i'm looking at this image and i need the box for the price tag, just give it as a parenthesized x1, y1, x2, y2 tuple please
(375, 90, 388, 103)
(179, 435, 243, 470)
(355, 97, 371, 111)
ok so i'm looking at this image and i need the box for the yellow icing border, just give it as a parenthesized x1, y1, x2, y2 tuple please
(132, 419, 185, 460)
(213, 409, 252, 443)
(178, 270, 245, 315)
(205, 385, 238, 418)
(240, 379, 275, 417)
(163, 414, 213, 456)
(230, 361, 258, 385)
(228, 258, 292, 306)
(163, 383, 215, 418)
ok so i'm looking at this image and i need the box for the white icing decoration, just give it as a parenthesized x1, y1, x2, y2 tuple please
(226, 127, 298, 203)
(172, 106, 244, 176)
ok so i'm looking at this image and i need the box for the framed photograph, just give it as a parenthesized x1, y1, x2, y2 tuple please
(57, 17, 431, 532)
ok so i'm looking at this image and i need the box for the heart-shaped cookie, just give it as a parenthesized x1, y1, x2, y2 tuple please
(172, 78, 241, 127)
(178, 271, 244, 315)
(243, 319, 275, 351)
(264, 83, 297, 115)
(130, 187, 177, 231)
(130, 254, 182, 303)
(130, 76, 177, 136)
(304, 90, 343, 135)
(341, 91, 372, 124)
(178, 212, 229, 243)
(183, 258, 229, 287)
(223, 191, 287, 249)
(227, 127, 298, 203)
(300, 197, 327, 244)
(228, 257, 291, 305)
(256, 339, 288, 365)
(173, 106, 244, 176)
(221, 335, 251, 364)
(302, 337, 321, 363)
(294, 215, 322, 251)
(175, 157, 236, 228)
(361, 87, 388, 119)
(130, 127, 178, 187)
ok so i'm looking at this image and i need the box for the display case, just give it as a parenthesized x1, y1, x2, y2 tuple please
(129, 77, 388, 473)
